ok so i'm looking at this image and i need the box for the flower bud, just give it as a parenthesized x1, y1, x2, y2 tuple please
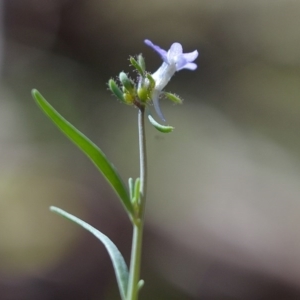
(119, 72, 135, 93)
(137, 86, 149, 102)
(130, 56, 145, 77)
(124, 92, 135, 105)
(163, 92, 183, 104)
(138, 54, 146, 73)
(146, 73, 155, 90)
(108, 79, 125, 103)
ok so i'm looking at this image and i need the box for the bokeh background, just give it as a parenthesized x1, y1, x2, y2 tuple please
(1, 0, 300, 299)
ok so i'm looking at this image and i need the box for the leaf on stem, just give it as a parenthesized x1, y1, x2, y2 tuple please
(133, 177, 140, 204)
(138, 279, 145, 292)
(128, 177, 134, 201)
(50, 206, 129, 300)
(32, 89, 134, 217)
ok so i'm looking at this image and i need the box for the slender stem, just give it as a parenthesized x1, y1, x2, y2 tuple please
(127, 107, 147, 300)
(138, 107, 147, 219)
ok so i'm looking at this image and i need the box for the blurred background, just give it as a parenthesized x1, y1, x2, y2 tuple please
(1, 0, 300, 299)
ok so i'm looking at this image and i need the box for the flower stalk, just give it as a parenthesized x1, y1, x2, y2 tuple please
(127, 107, 147, 300)
(107, 39, 198, 300)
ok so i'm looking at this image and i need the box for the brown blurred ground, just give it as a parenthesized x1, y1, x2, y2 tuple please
(1, 0, 300, 299)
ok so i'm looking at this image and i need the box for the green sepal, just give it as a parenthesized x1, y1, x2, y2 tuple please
(163, 92, 183, 104)
(32, 89, 134, 218)
(50, 206, 129, 300)
(148, 114, 174, 133)
(108, 79, 125, 103)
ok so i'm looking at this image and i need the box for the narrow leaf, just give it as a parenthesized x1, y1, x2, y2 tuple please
(128, 177, 134, 202)
(32, 89, 133, 217)
(148, 114, 174, 133)
(138, 279, 145, 291)
(50, 206, 128, 300)
(133, 177, 140, 204)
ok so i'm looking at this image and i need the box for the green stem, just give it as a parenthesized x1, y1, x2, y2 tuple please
(127, 107, 147, 300)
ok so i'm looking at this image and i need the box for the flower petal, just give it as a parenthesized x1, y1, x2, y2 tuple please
(183, 50, 199, 62)
(144, 39, 168, 63)
(175, 55, 188, 71)
(144, 39, 198, 121)
(167, 43, 183, 63)
(177, 62, 198, 71)
(151, 89, 165, 122)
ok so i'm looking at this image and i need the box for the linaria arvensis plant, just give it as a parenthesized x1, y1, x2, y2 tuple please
(32, 39, 198, 300)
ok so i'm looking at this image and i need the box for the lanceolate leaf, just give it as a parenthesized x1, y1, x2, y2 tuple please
(50, 206, 129, 300)
(128, 178, 134, 202)
(32, 89, 133, 217)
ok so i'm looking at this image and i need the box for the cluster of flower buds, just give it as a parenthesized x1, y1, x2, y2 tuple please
(108, 40, 198, 131)
(108, 54, 155, 108)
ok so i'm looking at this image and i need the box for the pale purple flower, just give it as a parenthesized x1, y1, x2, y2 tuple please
(144, 39, 198, 121)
